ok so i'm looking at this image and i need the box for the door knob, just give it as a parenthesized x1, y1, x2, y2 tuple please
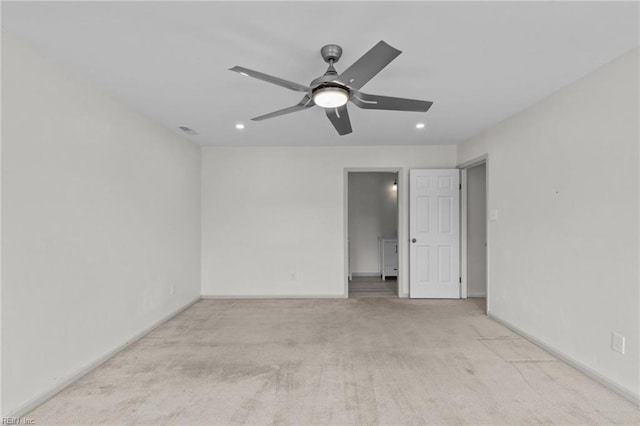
(411, 238, 417, 243)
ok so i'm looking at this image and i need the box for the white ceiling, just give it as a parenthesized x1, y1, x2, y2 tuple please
(3, 1, 638, 146)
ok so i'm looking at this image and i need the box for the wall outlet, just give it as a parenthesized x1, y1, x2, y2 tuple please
(170, 284, 175, 295)
(611, 332, 625, 354)
(289, 273, 295, 281)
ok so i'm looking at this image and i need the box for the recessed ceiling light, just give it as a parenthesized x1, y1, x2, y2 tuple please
(416, 123, 425, 129)
(235, 123, 245, 130)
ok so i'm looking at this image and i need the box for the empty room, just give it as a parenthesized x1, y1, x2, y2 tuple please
(1, 1, 639, 424)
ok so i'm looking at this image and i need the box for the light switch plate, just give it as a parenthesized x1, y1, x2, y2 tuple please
(489, 209, 498, 222)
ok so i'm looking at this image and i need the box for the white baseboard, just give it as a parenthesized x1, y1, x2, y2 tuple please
(350, 272, 381, 277)
(9, 296, 202, 417)
(201, 294, 347, 299)
(468, 292, 487, 297)
(488, 311, 639, 405)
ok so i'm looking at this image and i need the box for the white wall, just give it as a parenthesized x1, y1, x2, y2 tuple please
(458, 48, 639, 400)
(201, 146, 456, 297)
(1, 36, 202, 415)
(348, 172, 398, 275)
(0, 44, 3, 416)
(467, 163, 487, 297)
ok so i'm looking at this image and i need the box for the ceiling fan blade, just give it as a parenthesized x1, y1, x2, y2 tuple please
(351, 90, 433, 112)
(251, 95, 315, 121)
(230, 66, 310, 92)
(325, 105, 352, 135)
(336, 41, 401, 90)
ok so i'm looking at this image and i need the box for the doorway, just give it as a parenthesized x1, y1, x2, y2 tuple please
(346, 171, 399, 298)
(461, 159, 488, 311)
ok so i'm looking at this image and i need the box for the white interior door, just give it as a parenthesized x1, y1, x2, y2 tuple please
(409, 169, 460, 298)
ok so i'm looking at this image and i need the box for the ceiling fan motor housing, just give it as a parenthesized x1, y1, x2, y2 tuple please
(312, 81, 349, 96)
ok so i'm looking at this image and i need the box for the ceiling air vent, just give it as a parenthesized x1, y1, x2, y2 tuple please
(178, 126, 198, 135)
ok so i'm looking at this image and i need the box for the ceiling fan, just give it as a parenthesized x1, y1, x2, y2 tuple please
(230, 40, 433, 136)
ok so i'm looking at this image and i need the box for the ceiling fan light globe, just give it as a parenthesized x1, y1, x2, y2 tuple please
(313, 88, 349, 108)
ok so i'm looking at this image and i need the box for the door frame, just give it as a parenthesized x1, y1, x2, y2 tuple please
(344, 168, 404, 298)
(458, 154, 489, 312)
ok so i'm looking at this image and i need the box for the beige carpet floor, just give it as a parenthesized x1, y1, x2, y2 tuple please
(28, 298, 639, 425)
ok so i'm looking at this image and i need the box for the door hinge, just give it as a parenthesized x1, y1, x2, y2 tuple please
(459, 183, 462, 190)
(459, 277, 462, 283)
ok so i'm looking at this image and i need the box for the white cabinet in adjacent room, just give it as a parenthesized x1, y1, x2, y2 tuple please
(381, 239, 398, 280)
